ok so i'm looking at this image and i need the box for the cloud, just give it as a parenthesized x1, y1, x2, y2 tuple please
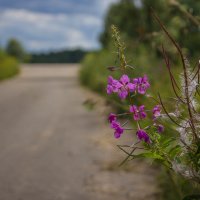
(0, 9, 102, 51)
(0, 0, 120, 51)
(0, 0, 119, 16)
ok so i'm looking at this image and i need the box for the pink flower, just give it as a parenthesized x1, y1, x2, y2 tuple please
(110, 120, 124, 139)
(136, 129, 150, 143)
(106, 76, 121, 94)
(130, 105, 147, 121)
(133, 75, 150, 94)
(108, 113, 117, 123)
(117, 75, 136, 99)
(157, 124, 164, 133)
(106, 75, 136, 99)
(153, 105, 161, 119)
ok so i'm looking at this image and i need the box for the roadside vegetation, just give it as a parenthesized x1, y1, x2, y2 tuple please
(0, 38, 27, 81)
(0, 50, 19, 81)
(80, 0, 200, 199)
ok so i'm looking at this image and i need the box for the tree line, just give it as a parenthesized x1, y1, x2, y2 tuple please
(2, 38, 88, 63)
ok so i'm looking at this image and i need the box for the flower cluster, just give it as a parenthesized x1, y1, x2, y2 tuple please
(130, 105, 146, 121)
(107, 74, 150, 99)
(107, 74, 164, 143)
(133, 75, 150, 94)
(107, 23, 200, 185)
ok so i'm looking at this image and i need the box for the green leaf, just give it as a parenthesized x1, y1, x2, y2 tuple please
(133, 152, 164, 160)
(161, 137, 176, 149)
(168, 145, 182, 159)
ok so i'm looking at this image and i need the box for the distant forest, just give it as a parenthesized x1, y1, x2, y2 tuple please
(29, 49, 88, 63)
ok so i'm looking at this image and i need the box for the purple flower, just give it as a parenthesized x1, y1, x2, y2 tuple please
(106, 76, 121, 94)
(136, 129, 150, 143)
(108, 113, 117, 123)
(110, 120, 124, 139)
(130, 105, 147, 121)
(133, 75, 150, 94)
(117, 75, 136, 99)
(157, 124, 164, 133)
(106, 75, 136, 99)
(153, 105, 161, 119)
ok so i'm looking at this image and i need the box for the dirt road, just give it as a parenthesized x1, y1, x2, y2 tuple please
(0, 64, 158, 200)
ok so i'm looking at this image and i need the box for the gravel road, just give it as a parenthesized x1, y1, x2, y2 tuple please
(0, 64, 159, 200)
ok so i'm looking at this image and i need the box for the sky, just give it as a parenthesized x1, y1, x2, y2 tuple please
(0, 0, 119, 52)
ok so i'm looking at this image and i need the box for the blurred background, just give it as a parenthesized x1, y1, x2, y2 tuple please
(0, 0, 199, 199)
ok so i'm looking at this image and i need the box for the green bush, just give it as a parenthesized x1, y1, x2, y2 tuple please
(0, 50, 19, 80)
(80, 50, 113, 93)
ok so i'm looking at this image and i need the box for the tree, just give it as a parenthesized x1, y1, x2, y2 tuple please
(6, 38, 25, 61)
(99, 0, 200, 56)
(99, 0, 142, 48)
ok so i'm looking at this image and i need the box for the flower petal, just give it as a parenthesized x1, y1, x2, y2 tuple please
(108, 113, 117, 123)
(118, 89, 128, 99)
(130, 105, 137, 113)
(106, 85, 113, 94)
(120, 74, 130, 85)
(127, 83, 136, 92)
(114, 131, 121, 138)
(108, 76, 114, 84)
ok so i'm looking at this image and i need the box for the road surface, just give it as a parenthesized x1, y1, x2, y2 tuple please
(0, 64, 158, 200)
